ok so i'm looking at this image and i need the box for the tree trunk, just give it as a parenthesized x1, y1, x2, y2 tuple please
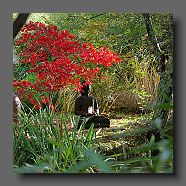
(143, 13, 162, 54)
(13, 13, 30, 39)
(153, 56, 173, 127)
(142, 14, 173, 154)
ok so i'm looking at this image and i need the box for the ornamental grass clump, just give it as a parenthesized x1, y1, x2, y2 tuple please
(13, 107, 97, 173)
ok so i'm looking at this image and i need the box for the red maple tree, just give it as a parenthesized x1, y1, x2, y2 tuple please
(13, 21, 121, 110)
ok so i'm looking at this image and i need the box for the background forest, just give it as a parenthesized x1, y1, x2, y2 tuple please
(13, 13, 173, 173)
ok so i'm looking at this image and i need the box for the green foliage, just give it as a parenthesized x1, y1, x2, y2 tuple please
(13, 62, 30, 80)
(13, 108, 96, 172)
(13, 105, 173, 173)
(14, 110, 173, 173)
(13, 13, 173, 173)
(151, 13, 173, 54)
(14, 13, 173, 114)
(65, 148, 113, 173)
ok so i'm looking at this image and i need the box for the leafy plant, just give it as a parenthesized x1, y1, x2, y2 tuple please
(13, 108, 97, 172)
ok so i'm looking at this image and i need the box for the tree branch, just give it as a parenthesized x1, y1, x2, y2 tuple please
(142, 13, 162, 54)
(13, 13, 30, 39)
(88, 13, 105, 20)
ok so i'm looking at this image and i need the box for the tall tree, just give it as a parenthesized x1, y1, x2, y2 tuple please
(143, 13, 173, 140)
